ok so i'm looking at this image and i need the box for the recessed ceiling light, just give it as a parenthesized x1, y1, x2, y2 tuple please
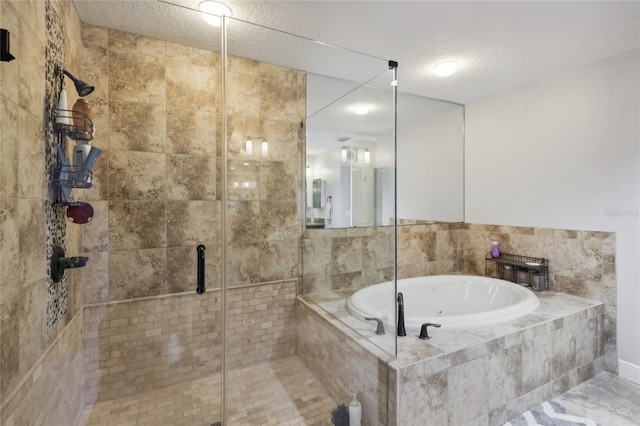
(434, 61, 459, 77)
(353, 104, 370, 115)
(199, 1, 233, 27)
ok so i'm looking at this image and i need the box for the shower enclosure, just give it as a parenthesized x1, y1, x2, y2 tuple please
(0, 0, 468, 424)
(75, 3, 398, 425)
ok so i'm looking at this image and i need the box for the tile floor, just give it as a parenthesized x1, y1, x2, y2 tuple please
(554, 372, 640, 425)
(79, 356, 337, 426)
(79, 356, 640, 426)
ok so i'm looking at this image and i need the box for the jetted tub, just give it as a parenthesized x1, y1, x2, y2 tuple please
(347, 275, 540, 332)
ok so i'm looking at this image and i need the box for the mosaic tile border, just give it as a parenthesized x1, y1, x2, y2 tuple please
(44, 0, 68, 331)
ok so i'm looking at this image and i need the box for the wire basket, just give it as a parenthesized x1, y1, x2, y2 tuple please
(52, 165, 93, 188)
(53, 109, 94, 141)
(485, 252, 549, 291)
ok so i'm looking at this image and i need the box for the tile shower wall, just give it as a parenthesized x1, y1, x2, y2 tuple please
(84, 280, 296, 403)
(79, 26, 222, 303)
(1, 0, 86, 424)
(80, 25, 305, 300)
(78, 25, 304, 402)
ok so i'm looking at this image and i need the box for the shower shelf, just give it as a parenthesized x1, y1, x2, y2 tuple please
(51, 165, 93, 188)
(485, 252, 549, 291)
(50, 108, 97, 203)
(52, 108, 94, 141)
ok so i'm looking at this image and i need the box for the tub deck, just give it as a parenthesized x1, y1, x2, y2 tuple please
(298, 289, 605, 425)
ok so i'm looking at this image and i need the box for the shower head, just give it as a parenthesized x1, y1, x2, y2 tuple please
(62, 69, 94, 97)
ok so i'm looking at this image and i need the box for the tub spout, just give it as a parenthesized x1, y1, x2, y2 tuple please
(397, 293, 407, 336)
(365, 317, 385, 335)
(418, 323, 441, 340)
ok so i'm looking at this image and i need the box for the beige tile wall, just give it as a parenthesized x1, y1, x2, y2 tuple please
(83, 291, 222, 404)
(396, 298, 605, 425)
(83, 280, 297, 403)
(80, 25, 306, 304)
(301, 222, 464, 294)
(462, 223, 617, 373)
(77, 22, 305, 405)
(0, 313, 84, 426)
(297, 298, 390, 426)
(79, 27, 223, 303)
(0, 0, 86, 424)
(303, 222, 617, 374)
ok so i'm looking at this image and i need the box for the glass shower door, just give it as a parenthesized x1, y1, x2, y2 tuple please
(221, 15, 397, 425)
(79, 3, 225, 425)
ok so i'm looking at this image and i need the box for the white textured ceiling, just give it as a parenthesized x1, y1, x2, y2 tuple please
(73, 0, 640, 105)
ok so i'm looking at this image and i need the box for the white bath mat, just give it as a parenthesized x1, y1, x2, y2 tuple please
(503, 400, 599, 426)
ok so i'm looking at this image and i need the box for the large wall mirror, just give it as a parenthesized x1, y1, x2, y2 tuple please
(306, 76, 464, 228)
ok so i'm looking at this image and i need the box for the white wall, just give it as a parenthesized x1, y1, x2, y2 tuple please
(465, 49, 640, 368)
(397, 107, 465, 222)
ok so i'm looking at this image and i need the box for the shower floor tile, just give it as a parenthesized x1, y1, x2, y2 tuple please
(79, 356, 336, 426)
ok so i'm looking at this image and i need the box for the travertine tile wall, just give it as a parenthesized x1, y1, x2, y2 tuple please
(0, 0, 86, 424)
(79, 25, 305, 303)
(462, 223, 617, 373)
(77, 24, 305, 403)
(225, 57, 305, 287)
(84, 280, 297, 403)
(297, 298, 390, 426)
(0, 313, 85, 426)
(226, 281, 297, 369)
(301, 222, 464, 294)
(79, 26, 222, 303)
(397, 222, 465, 279)
(396, 300, 605, 425)
(83, 291, 222, 404)
(303, 222, 617, 375)
(301, 227, 394, 294)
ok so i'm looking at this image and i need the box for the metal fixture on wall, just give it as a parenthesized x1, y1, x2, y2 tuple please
(50, 245, 88, 283)
(0, 29, 16, 62)
(61, 68, 95, 96)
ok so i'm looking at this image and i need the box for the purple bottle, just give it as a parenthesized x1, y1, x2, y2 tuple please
(490, 241, 501, 259)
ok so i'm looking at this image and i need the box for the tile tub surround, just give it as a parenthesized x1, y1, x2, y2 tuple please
(462, 224, 617, 373)
(84, 280, 297, 404)
(302, 223, 617, 375)
(296, 297, 392, 426)
(301, 222, 464, 295)
(300, 290, 605, 426)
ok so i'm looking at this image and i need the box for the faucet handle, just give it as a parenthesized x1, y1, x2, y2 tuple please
(365, 317, 386, 335)
(418, 322, 441, 340)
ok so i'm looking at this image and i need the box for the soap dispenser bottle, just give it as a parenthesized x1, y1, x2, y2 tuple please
(490, 241, 501, 259)
(348, 392, 362, 426)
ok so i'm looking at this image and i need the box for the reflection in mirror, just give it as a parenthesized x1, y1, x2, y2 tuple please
(306, 77, 464, 228)
(306, 71, 395, 228)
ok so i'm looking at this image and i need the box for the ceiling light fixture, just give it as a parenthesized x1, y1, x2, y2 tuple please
(199, 1, 233, 27)
(434, 61, 459, 77)
(353, 104, 370, 115)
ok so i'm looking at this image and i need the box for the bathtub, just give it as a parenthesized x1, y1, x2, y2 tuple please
(347, 275, 540, 332)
